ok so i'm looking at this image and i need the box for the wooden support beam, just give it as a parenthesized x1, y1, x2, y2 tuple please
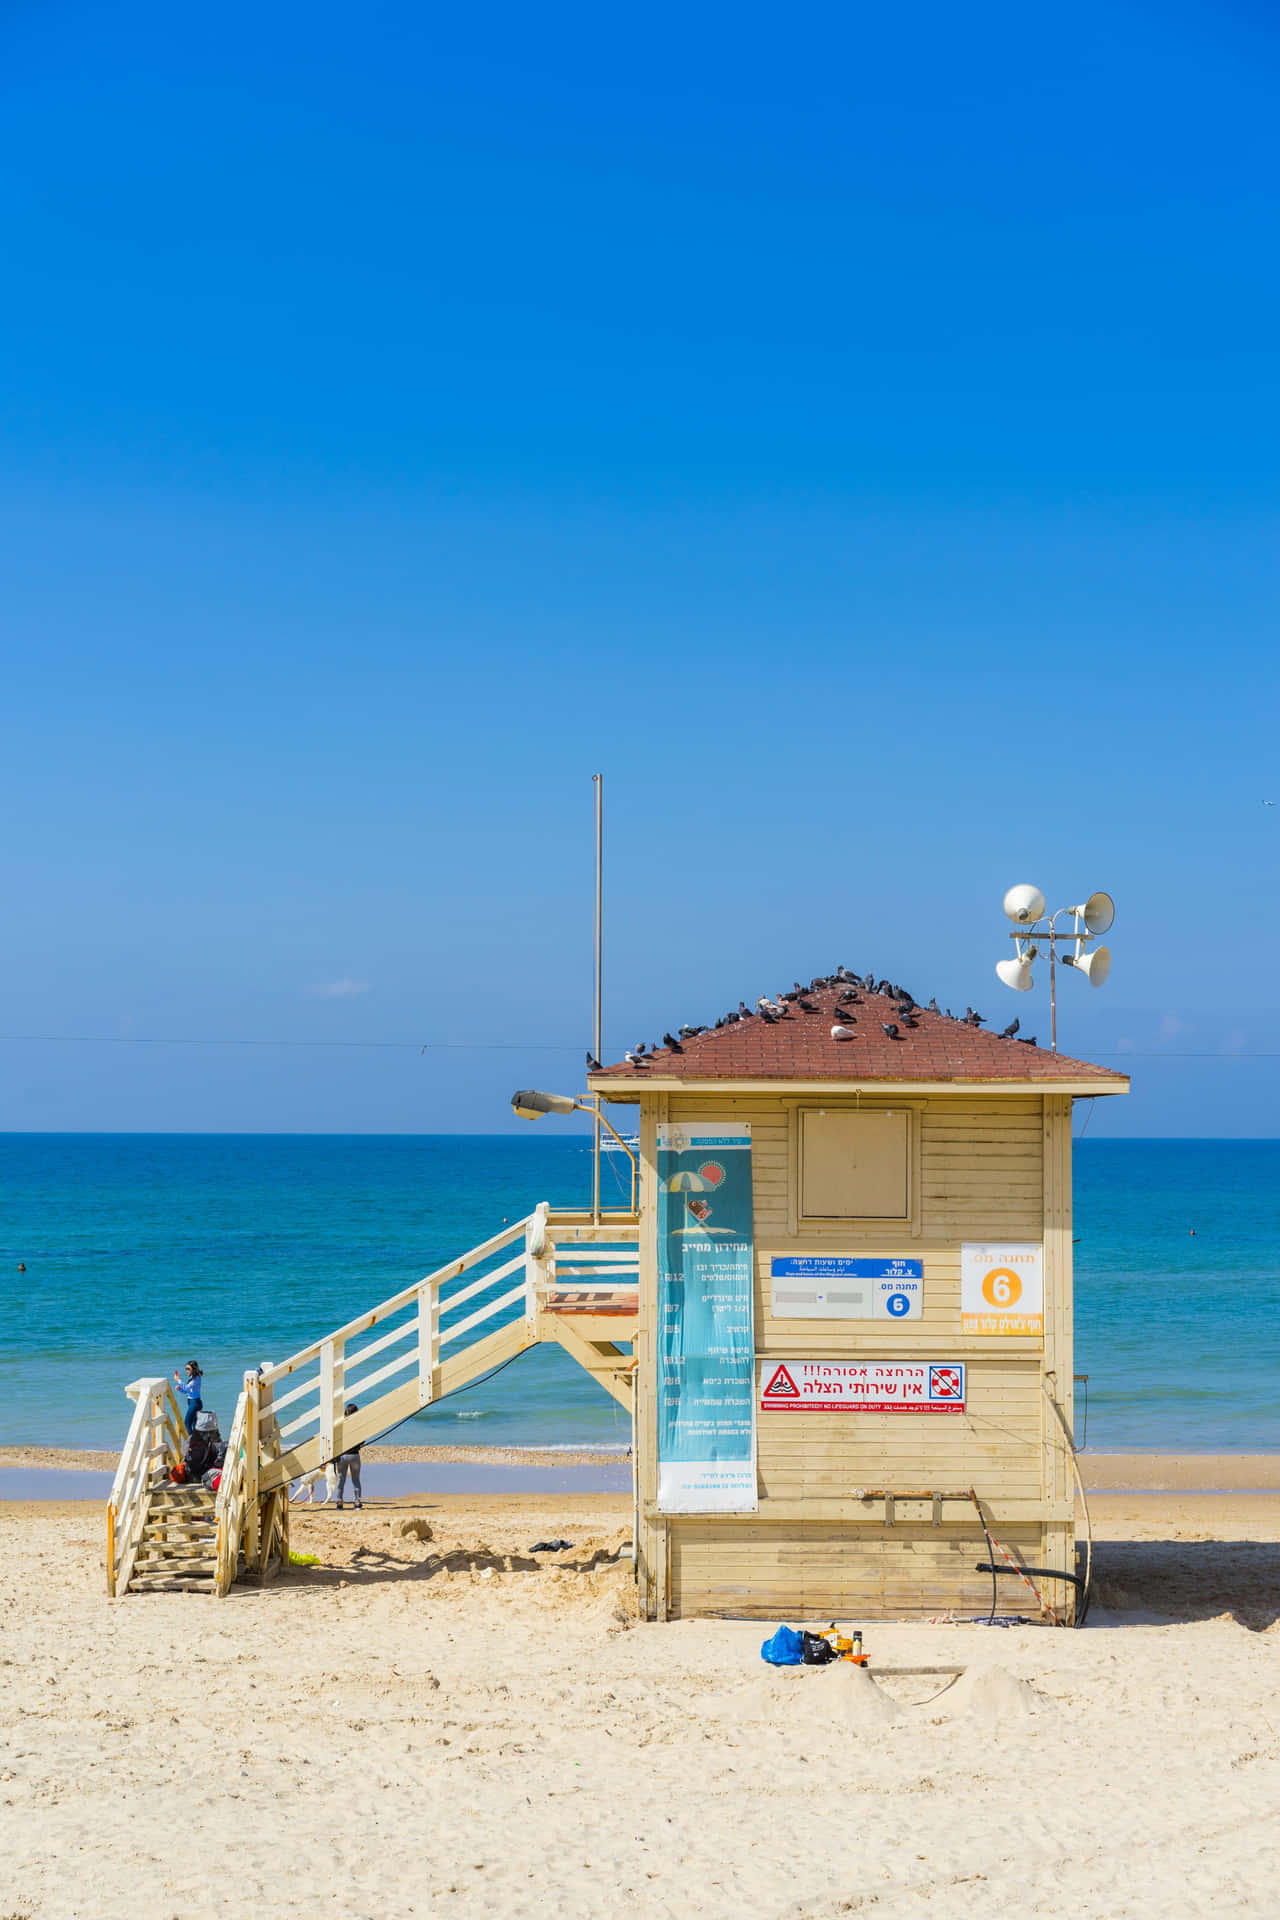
(548, 1316, 635, 1412)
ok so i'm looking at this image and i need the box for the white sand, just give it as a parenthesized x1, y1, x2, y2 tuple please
(2, 1488, 1279, 1920)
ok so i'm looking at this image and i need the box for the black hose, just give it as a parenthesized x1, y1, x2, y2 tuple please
(976, 1562, 1085, 1591)
(972, 1504, 1000, 1625)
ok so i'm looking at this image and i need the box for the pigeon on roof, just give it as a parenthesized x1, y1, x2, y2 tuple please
(591, 976, 1124, 1084)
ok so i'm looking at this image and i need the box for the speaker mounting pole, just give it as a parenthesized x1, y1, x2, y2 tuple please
(591, 773, 604, 1224)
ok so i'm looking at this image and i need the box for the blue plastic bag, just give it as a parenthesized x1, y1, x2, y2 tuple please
(760, 1623, 805, 1666)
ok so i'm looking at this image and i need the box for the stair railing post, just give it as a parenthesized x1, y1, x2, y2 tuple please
(526, 1203, 551, 1333)
(257, 1363, 279, 1475)
(243, 1370, 261, 1572)
(319, 1339, 336, 1469)
(417, 1283, 435, 1407)
(332, 1338, 346, 1462)
(150, 1381, 166, 1478)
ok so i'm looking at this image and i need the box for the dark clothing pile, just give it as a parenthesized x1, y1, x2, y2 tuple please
(172, 1428, 225, 1484)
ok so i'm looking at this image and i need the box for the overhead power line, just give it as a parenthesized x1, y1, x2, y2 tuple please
(0, 1035, 1276, 1061)
(0, 1033, 581, 1053)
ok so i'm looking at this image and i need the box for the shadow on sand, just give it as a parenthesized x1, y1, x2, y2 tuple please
(1090, 1537, 1280, 1631)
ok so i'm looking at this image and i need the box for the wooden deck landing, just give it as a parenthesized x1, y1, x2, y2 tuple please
(545, 1288, 638, 1316)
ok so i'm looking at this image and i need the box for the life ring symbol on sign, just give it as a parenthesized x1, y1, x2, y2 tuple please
(981, 1267, 1022, 1308)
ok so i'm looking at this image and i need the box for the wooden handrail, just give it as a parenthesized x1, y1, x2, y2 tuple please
(259, 1214, 534, 1386)
(107, 1377, 185, 1597)
(214, 1389, 250, 1596)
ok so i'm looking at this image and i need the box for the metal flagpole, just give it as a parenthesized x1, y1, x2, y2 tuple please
(592, 773, 603, 1223)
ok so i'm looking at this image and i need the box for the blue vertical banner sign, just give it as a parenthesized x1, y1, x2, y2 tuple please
(656, 1122, 757, 1512)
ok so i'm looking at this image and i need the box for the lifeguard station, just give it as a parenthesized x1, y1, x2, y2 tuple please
(107, 971, 1125, 1622)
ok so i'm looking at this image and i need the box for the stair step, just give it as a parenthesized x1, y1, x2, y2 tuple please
(134, 1567, 217, 1581)
(127, 1575, 215, 1592)
(136, 1543, 216, 1559)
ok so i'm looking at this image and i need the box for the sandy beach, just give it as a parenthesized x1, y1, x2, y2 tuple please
(2, 1472, 1278, 1920)
(8, 1444, 1280, 1485)
(0, 1442, 629, 1473)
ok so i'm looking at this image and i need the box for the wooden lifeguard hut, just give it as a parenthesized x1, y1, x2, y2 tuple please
(588, 973, 1127, 1623)
(106, 968, 1126, 1623)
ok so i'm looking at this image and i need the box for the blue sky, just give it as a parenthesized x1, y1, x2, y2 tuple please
(1, 0, 1277, 1135)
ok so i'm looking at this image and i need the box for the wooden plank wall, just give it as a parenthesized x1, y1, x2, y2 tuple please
(671, 1521, 1045, 1621)
(636, 1089, 1072, 1620)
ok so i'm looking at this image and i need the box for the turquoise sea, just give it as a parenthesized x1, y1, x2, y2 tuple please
(1, 1135, 1277, 1453)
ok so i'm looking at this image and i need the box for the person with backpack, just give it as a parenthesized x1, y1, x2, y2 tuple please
(171, 1409, 221, 1484)
(173, 1360, 203, 1435)
(335, 1401, 363, 1510)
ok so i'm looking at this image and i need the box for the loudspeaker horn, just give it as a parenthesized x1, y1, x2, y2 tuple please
(1083, 891, 1115, 935)
(996, 954, 1034, 991)
(1002, 883, 1046, 925)
(1073, 944, 1111, 987)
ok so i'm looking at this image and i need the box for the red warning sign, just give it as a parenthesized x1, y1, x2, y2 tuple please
(763, 1363, 799, 1399)
(759, 1359, 966, 1412)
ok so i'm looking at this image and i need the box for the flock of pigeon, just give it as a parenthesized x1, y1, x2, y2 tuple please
(586, 968, 1039, 1072)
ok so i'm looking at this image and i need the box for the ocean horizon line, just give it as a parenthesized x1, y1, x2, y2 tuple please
(4, 1129, 1280, 1142)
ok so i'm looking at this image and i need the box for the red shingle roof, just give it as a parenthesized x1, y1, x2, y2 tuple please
(593, 981, 1126, 1086)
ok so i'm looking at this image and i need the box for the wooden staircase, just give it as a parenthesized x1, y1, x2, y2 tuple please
(107, 1205, 639, 1598)
(128, 1484, 219, 1593)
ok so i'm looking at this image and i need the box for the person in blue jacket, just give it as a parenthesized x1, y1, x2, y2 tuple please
(174, 1359, 203, 1435)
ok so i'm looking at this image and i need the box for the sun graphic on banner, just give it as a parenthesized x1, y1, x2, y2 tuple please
(696, 1161, 726, 1188)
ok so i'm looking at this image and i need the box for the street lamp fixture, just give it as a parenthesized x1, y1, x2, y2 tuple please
(510, 1089, 638, 1215)
(997, 886, 1115, 1052)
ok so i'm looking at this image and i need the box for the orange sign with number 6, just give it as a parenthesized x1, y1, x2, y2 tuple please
(961, 1243, 1044, 1335)
(981, 1267, 1022, 1308)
